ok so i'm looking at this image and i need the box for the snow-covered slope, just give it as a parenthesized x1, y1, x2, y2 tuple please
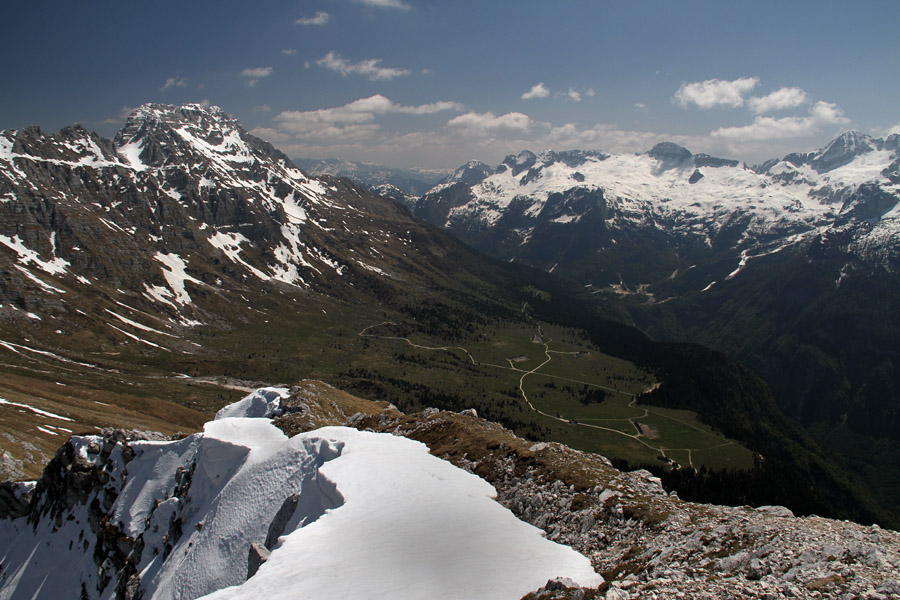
(0, 389, 601, 600)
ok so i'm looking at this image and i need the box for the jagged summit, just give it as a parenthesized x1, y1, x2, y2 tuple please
(114, 102, 293, 173)
(810, 130, 875, 173)
(647, 141, 692, 164)
(118, 103, 232, 135)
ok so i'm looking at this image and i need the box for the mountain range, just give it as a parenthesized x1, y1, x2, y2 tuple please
(415, 133, 899, 283)
(0, 102, 535, 480)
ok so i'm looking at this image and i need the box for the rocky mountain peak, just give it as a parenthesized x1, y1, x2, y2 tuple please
(542, 149, 609, 168)
(647, 142, 693, 164)
(503, 150, 538, 176)
(444, 160, 494, 187)
(811, 130, 876, 173)
(116, 103, 232, 140)
(114, 102, 266, 171)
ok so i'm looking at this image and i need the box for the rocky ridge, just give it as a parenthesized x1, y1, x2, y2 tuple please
(4, 383, 897, 599)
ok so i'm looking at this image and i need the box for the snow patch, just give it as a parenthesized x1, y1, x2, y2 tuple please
(208, 231, 271, 281)
(107, 323, 168, 350)
(154, 252, 203, 305)
(0, 234, 69, 275)
(356, 261, 388, 276)
(0, 397, 74, 422)
(13, 265, 65, 294)
(105, 309, 177, 338)
(201, 426, 603, 600)
(117, 140, 146, 170)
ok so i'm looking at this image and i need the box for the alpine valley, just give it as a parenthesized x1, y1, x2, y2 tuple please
(1, 103, 899, 598)
(413, 136, 900, 521)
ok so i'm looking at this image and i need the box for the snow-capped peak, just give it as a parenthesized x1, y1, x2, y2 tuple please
(809, 130, 876, 173)
(114, 103, 259, 170)
(647, 141, 693, 165)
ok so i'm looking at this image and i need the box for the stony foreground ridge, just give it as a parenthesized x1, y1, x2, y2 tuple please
(349, 403, 900, 599)
(3, 383, 896, 600)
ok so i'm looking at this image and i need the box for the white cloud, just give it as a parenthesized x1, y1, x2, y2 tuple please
(543, 122, 697, 155)
(316, 51, 411, 81)
(240, 67, 273, 87)
(282, 49, 298, 56)
(353, 0, 411, 9)
(634, 102, 647, 110)
(567, 88, 582, 102)
(447, 112, 536, 137)
(160, 77, 188, 91)
(748, 87, 809, 114)
(269, 94, 463, 142)
(295, 11, 331, 26)
(673, 77, 760, 109)
(522, 83, 550, 100)
(345, 94, 462, 116)
(240, 67, 274, 79)
(712, 101, 849, 141)
(99, 106, 136, 125)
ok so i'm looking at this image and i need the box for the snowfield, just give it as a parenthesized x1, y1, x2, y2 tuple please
(0, 389, 602, 600)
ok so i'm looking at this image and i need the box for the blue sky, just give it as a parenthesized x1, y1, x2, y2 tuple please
(2, 0, 898, 168)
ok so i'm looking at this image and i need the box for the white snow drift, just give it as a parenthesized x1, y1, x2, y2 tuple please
(0, 388, 602, 600)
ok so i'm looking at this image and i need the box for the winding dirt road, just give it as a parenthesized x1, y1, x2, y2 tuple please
(359, 321, 734, 468)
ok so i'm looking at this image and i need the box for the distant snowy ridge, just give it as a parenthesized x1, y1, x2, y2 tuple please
(416, 133, 900, 280)
(0, 389, 602, 600)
